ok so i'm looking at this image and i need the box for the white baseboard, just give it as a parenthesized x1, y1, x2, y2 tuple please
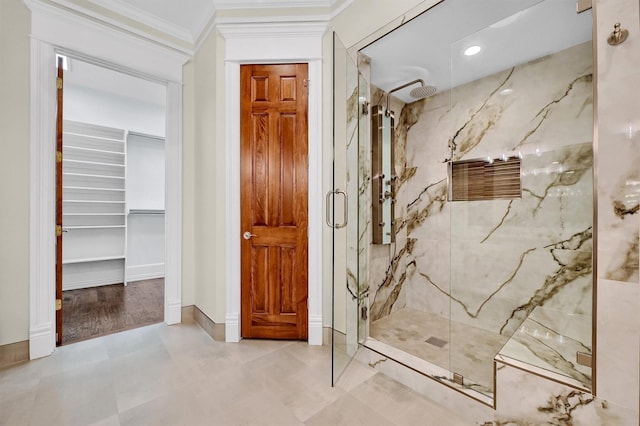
(225, 313, 241, 342)
(165, 297, 181, 325)
(126, 263, 165, 283)
(63, 276, 123, 291)
(63, 259, 124, 290)
(308, 315, 323, 346)
(29, 324, 54, 360)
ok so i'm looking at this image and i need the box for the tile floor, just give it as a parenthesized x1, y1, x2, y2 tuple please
(370, 308, 508, 395)
(0, 319, 475, 426)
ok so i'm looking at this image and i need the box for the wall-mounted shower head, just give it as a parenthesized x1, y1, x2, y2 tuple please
(385, 79, 437, 115)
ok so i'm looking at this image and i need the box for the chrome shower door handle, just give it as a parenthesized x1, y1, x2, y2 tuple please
(325, 189, 348, 229)
(334, 190, 348, 229)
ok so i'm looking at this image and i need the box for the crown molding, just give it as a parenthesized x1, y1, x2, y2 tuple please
(216, 15, 330, 29)
(38, 0, 195, 55)
(87, 0, 197, 42)
(29, 0, 355, 56)
(216, 20, 328, 39)
(195, 1, 352, 53)
(24, 0, 190, 79)
(213, 0, 336, 10)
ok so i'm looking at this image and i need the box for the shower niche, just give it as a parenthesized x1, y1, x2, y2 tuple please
(333, 0, 595, 405)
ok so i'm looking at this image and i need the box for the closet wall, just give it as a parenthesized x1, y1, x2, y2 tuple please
(62, 60, 166, 290)
(126, 133, 165, 282)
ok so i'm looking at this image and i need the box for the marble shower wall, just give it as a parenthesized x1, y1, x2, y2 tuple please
(370, 41, 594, 384)
(594, 0, 640, 416)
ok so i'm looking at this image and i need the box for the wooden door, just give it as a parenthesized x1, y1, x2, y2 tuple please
(55, 57, 64, 346)
(240, 63, 309, 340)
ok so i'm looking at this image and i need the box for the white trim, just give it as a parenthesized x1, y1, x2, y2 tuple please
(213, 0, 353, 24)
(63, 272, 124, 291)
(220, 22, 326, 345)
(164, 81, 183, 325)
(29, 38, 57, 359)
(224, 61, 242, 343)
(26, 1, 187, 359)
(63, 279, 123, 291)
(26, 0, 194, 58)
(86, 0, 197, 43)
(214, 0, 337, 9)
(306, 62, 324, 346)
(28, 0, 355, 57)
(126, 263, 165, 283)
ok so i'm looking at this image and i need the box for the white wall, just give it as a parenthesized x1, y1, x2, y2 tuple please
(126, 133, 166, 282)
(181, 59, 196, 307)
(64, 84, 165, 137)
(0, 0, 30, 346)
(192, 31, 227, 323)
(127, 134, 165, 210)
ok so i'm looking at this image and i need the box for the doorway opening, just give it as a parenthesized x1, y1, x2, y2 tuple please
(57, 55, 168, 345)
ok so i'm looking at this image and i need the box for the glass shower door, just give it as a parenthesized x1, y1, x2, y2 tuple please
(448, 0, 594, 398)
(331, 32, 361, 385)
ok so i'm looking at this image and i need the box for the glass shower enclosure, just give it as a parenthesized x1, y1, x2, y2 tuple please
(330, 32, 368, 385)
(332, 0, 595, 402)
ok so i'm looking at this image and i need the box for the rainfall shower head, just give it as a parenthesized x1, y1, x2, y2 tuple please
(409, 84, 437, 99)
(385, 79, 437, 115)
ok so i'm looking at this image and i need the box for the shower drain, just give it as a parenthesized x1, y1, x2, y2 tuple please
(425, 336, 448, 348)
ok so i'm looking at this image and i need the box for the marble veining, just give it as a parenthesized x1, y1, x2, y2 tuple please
(512, 73, 593, 152)
(369, 239, 416, 321)
(491, 391, 595, 426)
(605, 236, 639, 283)
(448, 67, 514, 160)
(402, 179, 448, 234)
(613, 201, 639, 219)
(500, 313, 592, 389)
(499, 227, 593, 336)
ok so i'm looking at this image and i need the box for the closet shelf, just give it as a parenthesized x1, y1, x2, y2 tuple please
(63, 200, 125, 204)
(64, 159, 125, 168)
(63, 172, 125, 180)
(64, 225, 126, 229)
(63, 145, 125, 155)
(62, 255, 125, 264)
(63, 132, 126, 144)
(63, 186, 125, 192)
(63, 213, 126, 216)
(128, 209, 165, 215)
(62, 121, 131, 287)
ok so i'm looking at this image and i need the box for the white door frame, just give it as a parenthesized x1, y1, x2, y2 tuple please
(218, 22, 327, 345)
(25, 0, 189, 359)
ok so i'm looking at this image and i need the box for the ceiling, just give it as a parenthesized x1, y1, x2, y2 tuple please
(361, 0, 592, 103)
(60, 0, 592, 107)
(64, 58, 166, 107)
(61, 0, 338, 104)
(86, 0, 338, 44)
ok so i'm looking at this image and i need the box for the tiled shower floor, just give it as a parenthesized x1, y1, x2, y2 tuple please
(370, 308, 509, 395)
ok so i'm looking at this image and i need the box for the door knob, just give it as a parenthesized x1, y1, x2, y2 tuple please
(243, 231, 257, 240)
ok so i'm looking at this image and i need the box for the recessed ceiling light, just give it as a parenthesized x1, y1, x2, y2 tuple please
(464, 45, 482, 56)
